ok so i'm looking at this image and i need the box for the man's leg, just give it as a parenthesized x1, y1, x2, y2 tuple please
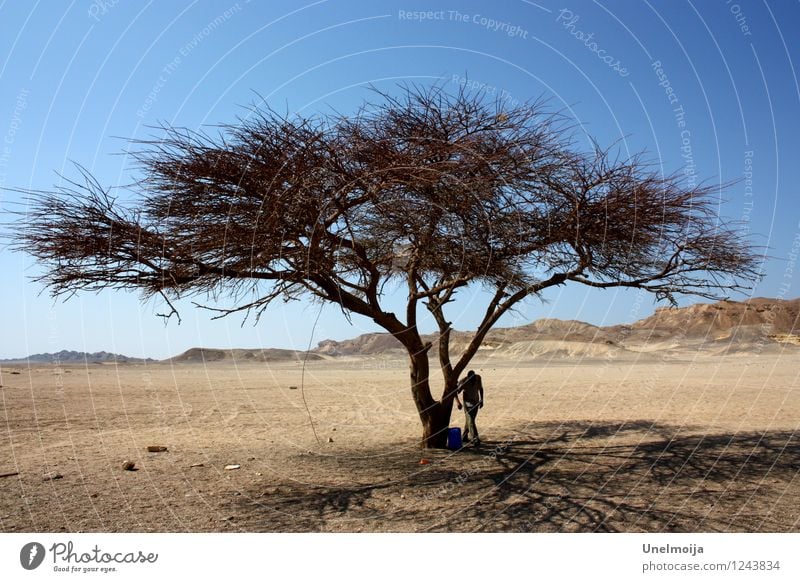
(462, 408, 471, 442)
(469, 408, 480, 445)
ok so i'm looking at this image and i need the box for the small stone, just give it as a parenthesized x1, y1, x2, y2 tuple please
(190, 463, 204, 468)
(327, 437, 334, 443)
(331, 427, 336, 431)
(122, 461, 136, 471)
(247, 457, 256, 461)
(224, 464, 241, 471)
(90, 493, 99, 498)
(255, 472, 262, 476)
(288, 385, 298, 390)
(42, 472, 63, 481)
(146, 446, 168, 453)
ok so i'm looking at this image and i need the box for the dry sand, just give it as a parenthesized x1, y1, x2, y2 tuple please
(1, 353, 798, 532)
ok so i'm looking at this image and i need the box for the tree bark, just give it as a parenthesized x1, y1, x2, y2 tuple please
(409, 349, 454, 448)
(420, 401, 450, 449)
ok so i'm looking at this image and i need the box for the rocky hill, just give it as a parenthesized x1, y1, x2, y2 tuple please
(167, 347, 324, 364)
(608, 297, 800, 341)
(312, 298, 800, 358)
(0, 350, 154, 364)
(7, 298, 795, 364)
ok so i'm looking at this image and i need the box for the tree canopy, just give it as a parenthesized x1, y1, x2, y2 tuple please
(14, 85, 760, 447)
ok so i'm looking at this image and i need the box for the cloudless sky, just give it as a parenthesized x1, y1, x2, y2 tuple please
(0, 0, 798, 360)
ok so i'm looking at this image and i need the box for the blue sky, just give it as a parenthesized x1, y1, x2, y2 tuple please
(0, 0, 798, 360)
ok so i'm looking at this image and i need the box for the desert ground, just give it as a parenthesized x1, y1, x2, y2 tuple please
(1, 353, 798, 532)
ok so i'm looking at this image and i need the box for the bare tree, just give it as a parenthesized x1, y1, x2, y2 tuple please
(13, 85, 759, 447)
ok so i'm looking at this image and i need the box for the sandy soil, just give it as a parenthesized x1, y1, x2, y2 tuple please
(1, 354, 798, 532)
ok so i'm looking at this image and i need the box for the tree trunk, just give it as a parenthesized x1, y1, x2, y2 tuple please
(409, 349, 454, 448)
(420, 402, 451, 449)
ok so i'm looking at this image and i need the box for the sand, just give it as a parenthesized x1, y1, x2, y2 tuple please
(1, 353, 798, 532)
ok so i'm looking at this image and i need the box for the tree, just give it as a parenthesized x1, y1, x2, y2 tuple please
(13, 85, 759, 448)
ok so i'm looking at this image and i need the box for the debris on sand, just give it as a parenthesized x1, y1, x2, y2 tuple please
(288, 385, 298, 390)
(190, 462, 204, 468)
(122, 461, 136, 471)
(146, 446, 168, 453)
(0, 472, 20, 478)
(43, 471, 63, 481)
(224, 464, 241, 470)
(419, 459, 430, 465)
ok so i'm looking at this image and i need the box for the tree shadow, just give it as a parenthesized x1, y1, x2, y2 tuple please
(229, 421, 800, 532)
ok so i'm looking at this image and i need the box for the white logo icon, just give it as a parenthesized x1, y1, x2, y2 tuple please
(20, 542, 46, 570)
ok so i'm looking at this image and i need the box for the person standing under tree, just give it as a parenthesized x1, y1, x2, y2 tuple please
(455, 370, 484, 446)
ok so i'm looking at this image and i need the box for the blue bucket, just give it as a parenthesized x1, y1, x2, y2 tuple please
(447, 427, 462, 450)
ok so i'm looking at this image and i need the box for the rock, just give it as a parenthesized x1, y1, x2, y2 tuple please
(331, 427, 336, 431)
(42, 472, 63, 481)
(122, 461, 136, 471)
(288, 385, 298, 390)
(224, 464, 241, 471)
(146, 446, 168, 453)
(190, 462, 204, 468)
(327, 437, 334, 443)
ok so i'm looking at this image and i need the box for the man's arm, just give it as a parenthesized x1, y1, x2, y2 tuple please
(455, 379, 463, 410)
(478, 377, 484, 408)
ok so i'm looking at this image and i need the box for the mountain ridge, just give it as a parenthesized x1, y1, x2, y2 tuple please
(0, 350, 155, 364)
(312, 297, 800, 358)
(3, 298, 797, 363)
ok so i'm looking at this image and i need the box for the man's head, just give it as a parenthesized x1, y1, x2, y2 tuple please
(467, 370, 475, 377)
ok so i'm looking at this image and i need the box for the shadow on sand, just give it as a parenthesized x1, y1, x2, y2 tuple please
(231, 421, 800, 532)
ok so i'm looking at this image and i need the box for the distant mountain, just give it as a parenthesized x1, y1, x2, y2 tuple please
(608, 297, 800, 341)
(6, 298, 797, 364)
(604, 297, 800, 355)
(312, 297, 800, 358)
(0, 350, 154, 364)
(167, 347, 324, 364)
